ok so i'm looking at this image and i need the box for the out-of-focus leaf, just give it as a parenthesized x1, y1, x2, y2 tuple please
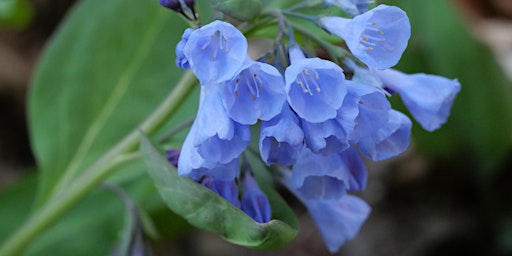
(210, 0, 262, 21)
(28, 0, 189, 206)
(0, 0, 33, 29)
(390, 0, 512, 175)
(140, 133, 298, 250)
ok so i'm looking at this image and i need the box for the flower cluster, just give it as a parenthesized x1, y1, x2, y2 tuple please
(169, 2, 460, 253)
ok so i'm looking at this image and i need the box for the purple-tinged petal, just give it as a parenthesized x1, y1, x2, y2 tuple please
(241, 174, 271, 223)
(175, 28, 193, 69)
(201, 176, 240, 207)
(301, 118, 349, 155)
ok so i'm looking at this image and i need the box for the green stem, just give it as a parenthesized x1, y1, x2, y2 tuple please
(0, 70, 197, 256)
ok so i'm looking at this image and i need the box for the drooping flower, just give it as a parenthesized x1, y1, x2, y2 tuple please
(259, 105, 304, 166)
(177, 85, 250, 181)
(201, 176, 241, 208)
(220, 59, 287, 125)
(182, 20, 248, 84)
(290, 147, 367, 200)
(356, 109, 412, 161)
(320, 4, 410, 69)
(301, 118, 350, 155)
(281, 171, 370, 253)
(374, 68, 461, 132)
(241, 173, 272, 223)
(346, 81, 391, 142)
(160, 0, 197, 20)
(323, 0, 372, 17)
(285, 45, 347, 123)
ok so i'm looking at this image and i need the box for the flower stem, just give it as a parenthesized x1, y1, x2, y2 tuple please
(0, 70, 197, 256)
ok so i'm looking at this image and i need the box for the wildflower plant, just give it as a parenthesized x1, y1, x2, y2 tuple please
(0, 0, 463, 255)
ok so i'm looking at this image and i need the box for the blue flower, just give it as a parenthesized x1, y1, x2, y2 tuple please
(346, 81, 391, 142)
(323, 0, 371, 17)
(290, 147, 367, 200)
(285, 45, 347, 123)
(201, 176, 240, 208)
(320, 4, 410, 69)
(175, 28, 193, 69)
(193, 85, 251, 164)
(177, 86, 250, 180)
(301, 118, 349, 155)
(241, 173, 271, 223)
(357, 109, 412, 161)
(259, 105, 304, 166)
(281, 171, 370, 253)
(182, 20, 248, 84)
(374, 69, 461, 131)
(220, 59, 287, 125)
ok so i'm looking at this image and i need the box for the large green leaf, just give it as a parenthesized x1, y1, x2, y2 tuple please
(28, 0, 190, 205)
(140, 133, 298, 250)
(390, 0, 512, 175)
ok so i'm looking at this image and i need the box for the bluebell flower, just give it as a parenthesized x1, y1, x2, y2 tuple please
(320, 4, 410, 69)
(175, 28, 193, 69)
(290, 147, 367, 200)
(193, 85, 251, 164)
(346, 81, 391, 142)
(281, 171, 370, 253)
(219, 59, 287, 125)
(357, 109, 412, 161)
(374, 69, 461, 131)
(160, 0, 196, 20)
(285, 45, 347, 123)
(182, 20, 248, 84)
(241, 173, 271, 223)
(201, 176, 240, 208)
(301, 118, 349, 155)
(259, 105, 304, 166)
(177, 86, 249, 180)
(323, 0, 371, 17)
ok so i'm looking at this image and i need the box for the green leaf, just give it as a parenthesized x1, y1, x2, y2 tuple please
(28, 0, 189, 206)
(210, 0, 262, 21)
(140, 133, 298, 250)
(0, 0, 33, 29)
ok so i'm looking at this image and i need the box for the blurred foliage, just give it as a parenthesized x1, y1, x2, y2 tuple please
(0, 0, 33, 29)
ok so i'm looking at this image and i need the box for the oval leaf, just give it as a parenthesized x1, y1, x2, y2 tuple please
(140, 133, 298, 250)
(28, 0, 189, 206)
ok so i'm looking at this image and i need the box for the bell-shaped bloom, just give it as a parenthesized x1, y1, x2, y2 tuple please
(259, 105, 304, 166)
(346, 81, 391, 142)
(178, 123, 242, 181)
(357, 109, 412, 161)
(285, 45, 347, 123)
(320, 5, 410, 69)
(201, 176, 240, 208)
(177, 86, 249, 181)
(175, 28, 193, 69)
(301, 118, 349, 155)
(220, 59, 286, 125)
(241, 173, 271, 223)
(182, 20, 248, 84)
(374, 69, 461, 132)
(281, 171, 370, 253)
(193, 85, 250, 164)
(291, 147, 367, 200)
(323, 0, 371, 17)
